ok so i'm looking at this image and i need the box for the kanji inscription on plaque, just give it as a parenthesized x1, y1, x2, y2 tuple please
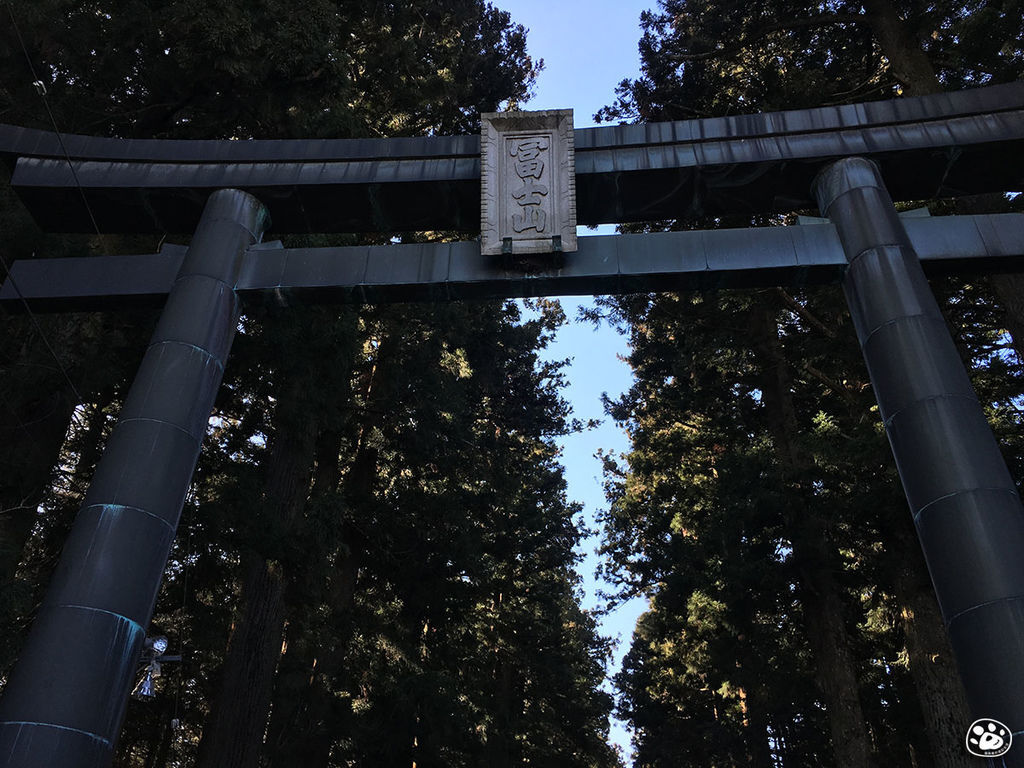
(481, 109, 576, 256)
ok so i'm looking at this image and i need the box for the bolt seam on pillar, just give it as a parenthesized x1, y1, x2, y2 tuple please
(882, 393, 985, 426)
(847, 247, 904, 266)
(52, 605, 144, 628)
(167, 272, 237, 293)
(814, 157, 1024, 751)
(947, 594, 1024, 625)
(115, 416, 202, 440)
(913, 487, 1021, 522)
(860, 312, 945, 343)
(0, 189, 268, 768)
(78, 503, 177, 531)
(1, 723, 111, 746)
(142, 339, 228, 367)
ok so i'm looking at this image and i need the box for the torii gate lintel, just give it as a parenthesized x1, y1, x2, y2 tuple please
(2, 83, 1024, 768)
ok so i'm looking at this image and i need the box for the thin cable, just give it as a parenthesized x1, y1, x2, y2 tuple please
(0, 393, 63, 463)
(5, 1, 110, 253)
(0, 251, 85, 404)
(173, 495, 195, 727)
(0, 325, 54, 461)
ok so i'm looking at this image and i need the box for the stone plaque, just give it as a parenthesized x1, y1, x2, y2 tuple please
(480, 109, 576, 256)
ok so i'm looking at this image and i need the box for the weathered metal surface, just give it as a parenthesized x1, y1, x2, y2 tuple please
(480, 110, 576, 255)
(2, 83, 1023, 233)
(0, 244, 189, 310)
(3, 215, 1022, 312)
(816, 158, 1024, 755)
(0, 189, 268, 768)
(1, 84, 1023, 768)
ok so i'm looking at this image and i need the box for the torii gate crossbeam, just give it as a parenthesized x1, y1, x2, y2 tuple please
(1, 84, 1024, 767)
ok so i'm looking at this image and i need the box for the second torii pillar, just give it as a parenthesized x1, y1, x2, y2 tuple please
(816, 157, 1024, 758)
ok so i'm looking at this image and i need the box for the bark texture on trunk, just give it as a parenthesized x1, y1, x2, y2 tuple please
(753, 303, 876, 768)
(196, 372, 319, 768)
(264, 324, 388, 768)
(988, 272, 1024, 363)
(790, 518, 875, 768)
(485, 648, 519, 768)
(264, 428, 353, 768)
(859, 0, 942, 96)
(197, 557, 289, 768)
(740, 683, 775, 768)
(891, 520, 974, 768)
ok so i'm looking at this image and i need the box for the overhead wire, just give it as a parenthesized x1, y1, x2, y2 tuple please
(7, 10, 190, 733)
(172, 496, 195, 730)
(4, 0, 110, 252)
(2, 2, 102, 409)
(0, 252, 85, 405)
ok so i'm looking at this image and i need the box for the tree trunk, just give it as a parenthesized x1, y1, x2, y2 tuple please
(988, 272, 1024, 363)
(144, 714, 173, 768)
(486, 648, 518, 768)
(265, 428, 350, 767)
(859, 0, 1024, 367)
(740, 683, 774, 768)
(0, 384, 76, 584)
(197, 556, 289, 768)
(268, 323, 392, 768)
(859, 0, 941, 96)
(264, 629, 337, 767)
(790, 516, 875, 768)
(890, 519, 974, 768)
(196, 371, 319, 768)
(753, 302, 876, 768)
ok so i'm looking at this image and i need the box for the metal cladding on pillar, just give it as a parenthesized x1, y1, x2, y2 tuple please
(815, 158, 1024, 749)
(0, 189, 268, 768)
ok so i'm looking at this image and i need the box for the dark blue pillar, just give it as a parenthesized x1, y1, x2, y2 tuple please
(0, 189, 267, 767)
(816, 157, 1024, 762)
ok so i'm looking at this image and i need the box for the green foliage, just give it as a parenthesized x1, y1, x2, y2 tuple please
(594, 5, 1024, 765)
(1, 0, 541, 138)
(596, 0, 1024, 123)
(0, 2, 614, 767)
(598, 274, 1023, 763)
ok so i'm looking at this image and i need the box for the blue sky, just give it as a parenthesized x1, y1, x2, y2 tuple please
(497, 0, 653, 128)
(494, 0, 659, 759)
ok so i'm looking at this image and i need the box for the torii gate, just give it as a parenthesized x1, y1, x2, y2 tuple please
(2, 83, 1024, 767)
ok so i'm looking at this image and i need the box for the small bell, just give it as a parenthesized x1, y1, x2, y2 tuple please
(132, 668, 156, 699)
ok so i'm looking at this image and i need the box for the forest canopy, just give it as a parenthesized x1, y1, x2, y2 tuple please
(594, 2, 1024, 767)
(0, 1, 1022, 767)
(0, 2, 619, 767)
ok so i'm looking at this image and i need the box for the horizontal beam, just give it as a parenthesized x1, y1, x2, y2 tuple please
(3, 215, 1022, 312)
(3, 84, 1023, 233)
(3, 84, 1019, 164)
(0, 245, 190, 310)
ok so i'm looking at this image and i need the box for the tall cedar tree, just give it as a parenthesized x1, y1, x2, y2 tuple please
(596, 2, 1024, 766)
(0, 2, 622, 767)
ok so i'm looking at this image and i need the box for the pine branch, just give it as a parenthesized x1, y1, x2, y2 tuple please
(670, 13, 866, 61)
(799, 361, 859, 407)
(775, 288, 836, 339)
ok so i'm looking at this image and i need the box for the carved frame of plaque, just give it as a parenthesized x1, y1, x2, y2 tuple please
(480, 109, 576, 256)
